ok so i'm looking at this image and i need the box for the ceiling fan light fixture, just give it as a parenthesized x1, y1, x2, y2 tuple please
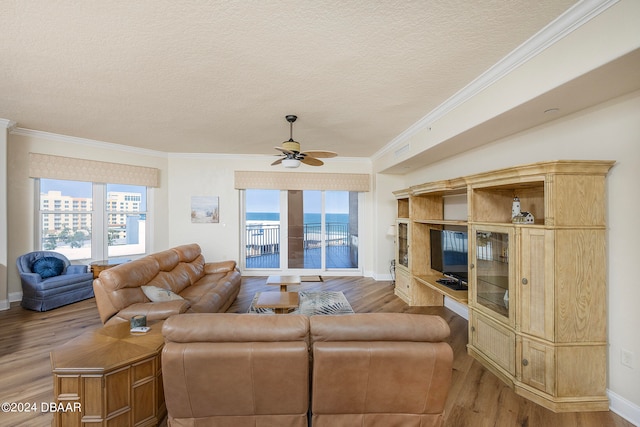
(272, 114, 337, 168)
(282, 158, 301, 168)
(282, 140, 300, 152)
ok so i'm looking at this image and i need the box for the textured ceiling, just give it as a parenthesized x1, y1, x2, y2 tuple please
(1, 1, 577, 158)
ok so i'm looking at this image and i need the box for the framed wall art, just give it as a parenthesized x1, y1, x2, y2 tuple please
(191, 196, 219, 223)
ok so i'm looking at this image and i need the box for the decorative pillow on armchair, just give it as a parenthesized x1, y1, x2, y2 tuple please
(32, 257, 66, 279)
(141, 285, 184, 302)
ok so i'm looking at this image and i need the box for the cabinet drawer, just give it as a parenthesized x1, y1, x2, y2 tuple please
(133, 357, 155, 383)
(470, 311, 516, 375)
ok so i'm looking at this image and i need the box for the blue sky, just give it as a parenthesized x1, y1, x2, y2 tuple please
(246, 189, 349, 214)
(41, 179, 147, 210)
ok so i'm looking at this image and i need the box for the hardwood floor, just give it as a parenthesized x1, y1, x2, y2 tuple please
(0, 276, 632, 427)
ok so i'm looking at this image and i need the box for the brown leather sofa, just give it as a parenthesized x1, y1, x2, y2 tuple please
(162, 313, 310, 427)
(93, 243, 241, 326)
(160, 312, 453, 427)
(310, 313, 453, 427)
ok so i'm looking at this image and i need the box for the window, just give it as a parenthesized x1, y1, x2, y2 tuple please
(243, 189, 360, 272)
(38, 179, 148, 261)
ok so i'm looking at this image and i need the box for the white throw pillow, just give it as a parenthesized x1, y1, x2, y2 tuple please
(141, 285, 184, 302)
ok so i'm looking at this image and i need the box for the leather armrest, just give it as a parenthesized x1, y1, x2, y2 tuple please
(116, 300, 191, 322)
(204, 260, 237, 274)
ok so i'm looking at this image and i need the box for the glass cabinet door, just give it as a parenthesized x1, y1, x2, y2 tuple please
(473, 226, 513, 321)
(397, 221, 409, 268)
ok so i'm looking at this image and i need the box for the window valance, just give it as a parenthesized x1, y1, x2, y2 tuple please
(234, 171, 370, 192)
(28, 153, 160, 187)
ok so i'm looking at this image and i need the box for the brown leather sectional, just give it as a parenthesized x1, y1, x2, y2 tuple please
(93, 243, 241, 326)
(161, 312, 454, 427)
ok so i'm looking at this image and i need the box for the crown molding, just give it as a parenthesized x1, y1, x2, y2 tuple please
(10, 127, 168, 158)
(371, 0, 620, 162)
(0, 119, 17, 131)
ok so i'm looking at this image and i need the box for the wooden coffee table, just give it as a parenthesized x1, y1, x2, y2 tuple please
(254, 291, 299, 314)
(266, 275, 301, 292)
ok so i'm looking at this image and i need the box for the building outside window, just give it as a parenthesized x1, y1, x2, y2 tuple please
(38, 179, 148, 261)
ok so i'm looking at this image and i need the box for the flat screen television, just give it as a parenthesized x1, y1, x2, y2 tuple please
(430, 227, 469, 284)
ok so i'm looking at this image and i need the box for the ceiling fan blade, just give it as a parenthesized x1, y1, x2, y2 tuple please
(274, 146, 295, 155)
(301, 156, 324, 166)
(300, 150, 337, 159)
(271, 157, 284, 166)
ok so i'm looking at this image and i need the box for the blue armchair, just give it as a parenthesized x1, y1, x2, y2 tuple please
(16, 251, 94, 311)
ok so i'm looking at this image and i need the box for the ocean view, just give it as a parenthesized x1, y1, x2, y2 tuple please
(247, 212, 349, 224)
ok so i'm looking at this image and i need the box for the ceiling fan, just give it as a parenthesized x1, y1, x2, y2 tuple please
(271, 115, 337, 168)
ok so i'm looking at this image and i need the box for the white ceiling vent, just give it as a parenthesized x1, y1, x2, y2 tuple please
(394, 144, 411, 158)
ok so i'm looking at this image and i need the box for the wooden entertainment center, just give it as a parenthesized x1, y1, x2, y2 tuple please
(393, 160, 614, 412)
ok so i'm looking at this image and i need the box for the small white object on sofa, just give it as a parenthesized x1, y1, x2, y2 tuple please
(142, 285, 184, 302)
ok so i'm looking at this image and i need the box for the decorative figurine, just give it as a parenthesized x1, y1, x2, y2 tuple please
(512, 196, 521, 219)
(512, 211, 535, 224)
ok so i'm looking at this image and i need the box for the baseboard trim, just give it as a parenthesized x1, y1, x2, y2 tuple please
(608, 389, 640, 426)
(1, 292, 22, 310)
(373, 273, 393, 281)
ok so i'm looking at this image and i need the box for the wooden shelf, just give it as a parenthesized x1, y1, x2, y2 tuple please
(413, 219, 467, 226)
(414, 274, 468, 304)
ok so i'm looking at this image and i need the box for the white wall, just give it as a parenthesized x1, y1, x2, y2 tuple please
(6, 132, 170, 298)
(372, 173, 407, 279)
(400, 91, 640, 413)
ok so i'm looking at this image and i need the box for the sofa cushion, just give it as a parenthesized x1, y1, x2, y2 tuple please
(32, 257, 65, 279)
(141, 285, 185, 302)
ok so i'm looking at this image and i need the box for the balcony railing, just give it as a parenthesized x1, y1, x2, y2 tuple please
(246, 223, 357, 268)
(245, 223, 350, 258)
(246, 224, 281, 257)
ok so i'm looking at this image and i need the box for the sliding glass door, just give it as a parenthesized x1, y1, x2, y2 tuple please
(243, 189, 360, 273)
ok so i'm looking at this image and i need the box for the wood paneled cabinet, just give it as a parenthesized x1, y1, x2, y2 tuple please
(394, 266, 411, 303)
(395, 160, 614, 412)
(50, 322, 166, 426)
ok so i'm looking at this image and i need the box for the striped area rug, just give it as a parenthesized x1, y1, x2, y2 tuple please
(248, 291, 354, 315)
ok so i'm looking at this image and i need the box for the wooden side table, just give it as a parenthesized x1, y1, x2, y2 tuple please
(90, 259, 129, 279)
(50, 321, 166, 426)
(266, 275, 301, 292)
